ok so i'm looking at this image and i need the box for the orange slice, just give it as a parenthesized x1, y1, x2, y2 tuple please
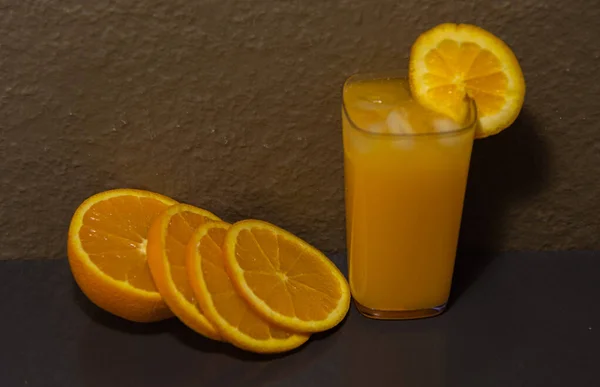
(409, 23, 525, 138)
(222, 220, 350, 333)
(187, 222, 309, 353)
(67, 189, 177, 322)
(146, 204, 222, 340)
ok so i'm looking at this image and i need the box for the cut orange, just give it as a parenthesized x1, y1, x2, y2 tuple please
(146, 204, 222, 340)
(67, 189, 177, 322)
(187, 222, 309, 353)
(409, 23, 525, 138)
(222, 220, 350, 333)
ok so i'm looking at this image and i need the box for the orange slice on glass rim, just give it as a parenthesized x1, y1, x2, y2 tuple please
(409, 23, 525, 138)
(222, 220, 351, 333)
(146, 203, 222, 340)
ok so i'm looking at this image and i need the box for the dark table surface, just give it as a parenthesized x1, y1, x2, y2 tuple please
(1, 252, 598, 387)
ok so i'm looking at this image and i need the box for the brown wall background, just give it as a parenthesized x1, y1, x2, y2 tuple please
(1, 0, 599, 260)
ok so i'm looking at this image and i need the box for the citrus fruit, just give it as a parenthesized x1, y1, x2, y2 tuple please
(186, 222, 309, 353)
(146, 204, 222, 340)
(409, 23, 525, 138)
(222, 220, 350, 333)
(67, 189, 177, 322)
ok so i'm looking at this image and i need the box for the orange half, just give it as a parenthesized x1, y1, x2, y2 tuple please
(67, 189, 177, 322)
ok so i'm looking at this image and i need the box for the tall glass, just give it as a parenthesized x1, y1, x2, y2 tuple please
(342, 72, 477, 319)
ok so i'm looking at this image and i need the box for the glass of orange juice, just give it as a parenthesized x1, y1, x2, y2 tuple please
(342, 72, 477, 319)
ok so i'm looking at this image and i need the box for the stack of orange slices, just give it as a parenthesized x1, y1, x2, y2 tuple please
(68, 189, 350, 353)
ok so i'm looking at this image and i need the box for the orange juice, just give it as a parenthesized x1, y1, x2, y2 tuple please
(342, 74, 476, 319)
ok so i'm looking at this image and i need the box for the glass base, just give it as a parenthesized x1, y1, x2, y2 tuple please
(354, 299, 447, 320)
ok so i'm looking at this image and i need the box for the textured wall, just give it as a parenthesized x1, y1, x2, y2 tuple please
(1, 0, 599, 259)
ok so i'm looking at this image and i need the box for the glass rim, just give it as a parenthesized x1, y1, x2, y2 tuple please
(342, 71, 478, 138)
